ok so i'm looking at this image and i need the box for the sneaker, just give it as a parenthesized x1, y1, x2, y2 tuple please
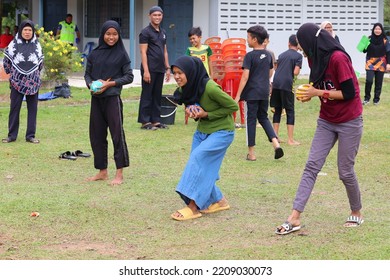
(374, 102, 379, 106)
(362, 100, 369, 105)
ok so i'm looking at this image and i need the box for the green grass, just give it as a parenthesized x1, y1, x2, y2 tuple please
(0, 78, 389, 260)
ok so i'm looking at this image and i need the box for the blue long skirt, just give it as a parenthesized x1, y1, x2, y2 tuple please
(176, 130, 235, 210)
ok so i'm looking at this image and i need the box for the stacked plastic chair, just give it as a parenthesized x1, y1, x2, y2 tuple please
(221, 38, 246, 126)
(205, 36, 225, 86)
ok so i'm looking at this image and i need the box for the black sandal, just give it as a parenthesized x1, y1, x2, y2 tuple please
(154, 123, 169, 129)
(141, 123, 157, 130)
(59, 151, 77, 160)
(2, 137, 16, 143)
(26, 138, 40, 144)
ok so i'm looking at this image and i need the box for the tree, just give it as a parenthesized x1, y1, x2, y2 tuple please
(385, 0, 390, 28)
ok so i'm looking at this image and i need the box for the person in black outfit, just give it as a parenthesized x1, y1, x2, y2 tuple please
(271, 34, 303, 146)
(138, 6, 171, 130)
(84, 20, 134, 186)
(362, 23, 390, 105)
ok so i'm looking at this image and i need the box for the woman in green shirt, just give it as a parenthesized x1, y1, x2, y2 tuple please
(170, 56, 238, 221)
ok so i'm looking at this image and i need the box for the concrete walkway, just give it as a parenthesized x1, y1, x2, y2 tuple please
(68, 69, 176, 88)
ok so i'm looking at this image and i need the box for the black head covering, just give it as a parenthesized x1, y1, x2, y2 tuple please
(88, 20, 130, 80)
(171, 56, 209, 105)
(296, 23, 350, 87)
(369, 23, 386, 45)
(4, 19, 43, 75)
(149, 6, 163, 14)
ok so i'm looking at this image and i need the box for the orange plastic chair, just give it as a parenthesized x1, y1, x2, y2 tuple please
(222, 43, 246, 52)
(221, 38, 246, 48)
(208, 42, 222, 49)
(224, 54, 245, 62)
(223, 49, 247, 57)
(209, 54, 224, 61)
(205, 36, 221, 44)
(211, 59, 225, 66)
(224, 60, 243, 67)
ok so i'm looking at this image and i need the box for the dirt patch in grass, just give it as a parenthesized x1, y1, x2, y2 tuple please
(42, 240, 144, 259)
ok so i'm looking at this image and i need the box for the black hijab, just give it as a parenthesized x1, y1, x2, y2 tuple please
(88, 20, 130, 80)
(296, 23, 350, 87)
(4, 19, 43, 75)
(171, 56, 209, 105)
(369, 23, 386, 45)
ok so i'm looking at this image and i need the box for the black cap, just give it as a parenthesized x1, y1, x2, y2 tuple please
(149, 6, 163, 14)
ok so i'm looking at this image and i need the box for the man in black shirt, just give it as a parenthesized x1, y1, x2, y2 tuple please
(138, 6, 171, 130)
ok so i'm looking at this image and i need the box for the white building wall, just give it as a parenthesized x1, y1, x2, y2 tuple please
(193, 0, 211, 38)
(213, 0, 382, 75)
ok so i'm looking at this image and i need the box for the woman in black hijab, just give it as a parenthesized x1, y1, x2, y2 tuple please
(84, 20, 134, 186)
(275, 23, 364, 234)
(362, 23, 390, 105)
(2, 20, 43, 144)
(170, 56, 238, 221)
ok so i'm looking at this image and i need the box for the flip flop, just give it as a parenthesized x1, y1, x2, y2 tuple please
(171, 206, 202, 221)
(59, 151, 77, 160)
(73, 150, 91, 157)
(343, 215, 364, 227)
(275, 221, 301, 235)
(200, 203, 230, 214)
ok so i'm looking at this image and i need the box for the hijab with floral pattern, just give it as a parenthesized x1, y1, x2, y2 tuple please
(4, 19, 43, 75)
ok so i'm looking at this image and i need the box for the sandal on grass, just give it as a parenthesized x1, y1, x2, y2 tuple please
(154, 123, 169, 129)
(275, 221, 301, 235)
(343, 215, 364, 228)
(141, 123, 157, 130)
(59, 151, 77, 160)
(2, 137, 15, 143)
(73, 150, 91, 157)
(171, 206, 202, 221)
(200, 203, 230, 214)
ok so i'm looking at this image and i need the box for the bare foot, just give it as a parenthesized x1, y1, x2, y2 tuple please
(110, 169, 123, 186)
(288, 140, 301, 146)
(110, 177, 123, 186)
(86, 170, 108, 182)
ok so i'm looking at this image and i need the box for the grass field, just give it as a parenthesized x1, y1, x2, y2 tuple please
(0, 77, 389, 261)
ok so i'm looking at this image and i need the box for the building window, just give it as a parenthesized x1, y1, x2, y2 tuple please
(85, 0, 129, 38)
